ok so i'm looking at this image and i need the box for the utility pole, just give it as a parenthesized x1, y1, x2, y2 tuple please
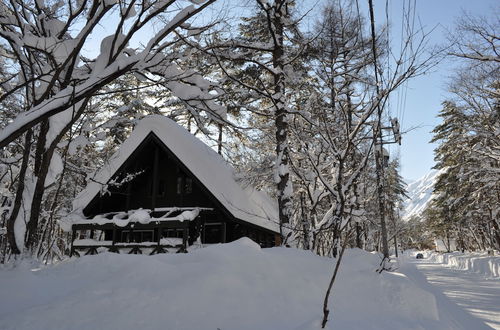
(368, 0, 402, 270)
(393, 212, 399, 258)
(374, 126, 390, 263)
(373, 118, 401, 266)
(368, 0, 389, 268)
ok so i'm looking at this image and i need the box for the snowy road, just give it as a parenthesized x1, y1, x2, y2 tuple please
(401, 256, 500, 329)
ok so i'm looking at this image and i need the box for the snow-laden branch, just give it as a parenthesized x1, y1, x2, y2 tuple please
(0, 0, 218, 148)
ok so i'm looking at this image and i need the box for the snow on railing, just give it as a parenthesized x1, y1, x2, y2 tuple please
(72, 238, 183, 247)
(60, 207, 213, 231)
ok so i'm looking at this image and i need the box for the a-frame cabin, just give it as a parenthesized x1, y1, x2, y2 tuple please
(67, 116, 280, 255)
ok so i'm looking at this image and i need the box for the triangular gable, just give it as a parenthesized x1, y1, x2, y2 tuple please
(73, 115, 280, 234)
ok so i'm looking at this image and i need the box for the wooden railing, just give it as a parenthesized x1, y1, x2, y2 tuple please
(69, 207, 213, 256)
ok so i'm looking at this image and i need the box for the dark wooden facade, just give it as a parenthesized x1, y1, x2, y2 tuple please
(72, 133, 278, 255)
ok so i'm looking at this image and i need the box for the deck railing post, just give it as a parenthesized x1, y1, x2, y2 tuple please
(108, 227, 119, 253)
(182, 225, 188, 253)
(70, 228, 76, 257)
(157, 225, 162, 246)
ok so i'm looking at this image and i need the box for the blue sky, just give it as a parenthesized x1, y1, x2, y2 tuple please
(375, 0, 498, 181)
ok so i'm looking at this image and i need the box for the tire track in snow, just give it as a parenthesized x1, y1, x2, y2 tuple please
(401, 256, 500, 329)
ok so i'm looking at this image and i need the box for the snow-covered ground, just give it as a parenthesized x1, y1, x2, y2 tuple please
(0, 239, 492, 330)
(402, 251, 500, 329)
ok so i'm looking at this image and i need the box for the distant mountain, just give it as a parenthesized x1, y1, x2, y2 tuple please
(402, 169, 444, 221)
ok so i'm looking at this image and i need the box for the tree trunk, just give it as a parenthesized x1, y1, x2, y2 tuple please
(321, 230, 352, 328)
(217, 123, 223, 155)
(300, 192, 310, 250)
(25, 141, 56, 251)
(6, 130, 33, 255)
(273, 2, 291, 232)
(394, 234, 398, 258)
(25, 120, 51, 251)
(355, 223, 362, 249)
(25, 101, 88, 253)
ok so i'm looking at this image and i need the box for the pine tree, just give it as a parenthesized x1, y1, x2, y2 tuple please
(429, 10, 500, 250)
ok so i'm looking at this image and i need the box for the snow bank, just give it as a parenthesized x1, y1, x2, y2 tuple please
(425, 251, 500, 278)
(0, 240, 485, 330)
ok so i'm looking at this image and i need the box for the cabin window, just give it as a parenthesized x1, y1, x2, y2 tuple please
(121, 230, 154, 243)
(204, 223, 224, 244)
(177, 177, 182, 195)
(176, 176, 193, 195)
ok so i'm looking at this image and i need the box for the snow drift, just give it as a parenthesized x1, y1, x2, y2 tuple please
(0, 239, 488, 330)
(424, 251, 500, 278)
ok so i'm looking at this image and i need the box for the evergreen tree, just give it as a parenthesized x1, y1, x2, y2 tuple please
(429, 11, 499, 251)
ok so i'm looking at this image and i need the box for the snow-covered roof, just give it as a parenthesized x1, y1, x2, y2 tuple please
(73, 115, 279, 233)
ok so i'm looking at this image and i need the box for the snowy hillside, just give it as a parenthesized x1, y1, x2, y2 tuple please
(403, 169, 444, 220)
(0, 239, 490, 330)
